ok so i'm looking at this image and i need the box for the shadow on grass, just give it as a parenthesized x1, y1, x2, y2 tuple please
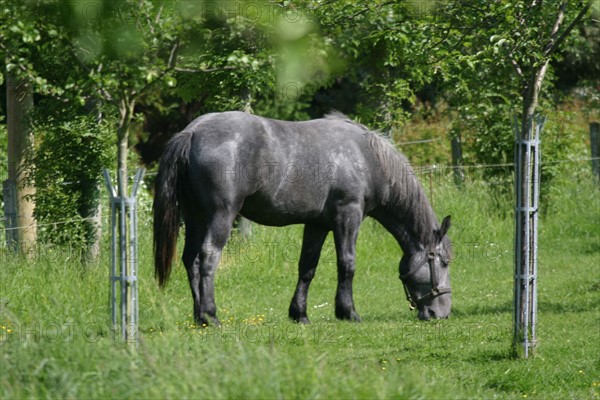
(466, 348, 514, 363)
(451, 296, 598, 317)
(538, 299, 599, 314)
(450, 301, 512, 317)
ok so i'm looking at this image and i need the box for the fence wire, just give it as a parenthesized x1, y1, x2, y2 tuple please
(1, 157, 598, 239)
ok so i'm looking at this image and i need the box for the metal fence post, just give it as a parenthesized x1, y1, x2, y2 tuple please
(513, 114, 544, 358)
(103, 168, 145, 346)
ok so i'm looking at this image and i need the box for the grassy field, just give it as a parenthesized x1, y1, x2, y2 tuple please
(1, 169, 599, 399)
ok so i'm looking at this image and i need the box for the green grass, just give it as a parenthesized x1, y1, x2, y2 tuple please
(1, 172, 599, 399)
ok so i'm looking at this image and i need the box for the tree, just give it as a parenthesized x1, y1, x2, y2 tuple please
(1, 0, 52, 254)
(2, 0, 336, 252)
(492, 0, 592, 357)
(61, 0, 182, 194)
(1, 0, 113, 256)
(428, 0, 593, 357)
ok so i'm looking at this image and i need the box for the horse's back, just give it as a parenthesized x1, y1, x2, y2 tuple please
(182, 112, 380, 226)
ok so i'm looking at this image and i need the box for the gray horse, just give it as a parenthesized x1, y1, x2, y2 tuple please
(153, 111, 452, 325)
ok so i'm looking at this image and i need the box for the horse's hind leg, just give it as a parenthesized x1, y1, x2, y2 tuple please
(183, 211, 235, 327)
(332, 206, 362, 322)
(289, 225, 329, 324)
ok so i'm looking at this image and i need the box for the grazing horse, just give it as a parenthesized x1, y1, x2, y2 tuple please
(153, 111, 452, 325)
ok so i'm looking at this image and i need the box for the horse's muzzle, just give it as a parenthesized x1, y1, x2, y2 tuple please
(418, 306, 450, 321)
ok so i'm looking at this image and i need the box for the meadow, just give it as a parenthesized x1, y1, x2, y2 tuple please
(1, 168, 599, 399)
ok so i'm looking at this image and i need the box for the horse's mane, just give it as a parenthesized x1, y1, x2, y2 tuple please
(325, 112, 439, 245)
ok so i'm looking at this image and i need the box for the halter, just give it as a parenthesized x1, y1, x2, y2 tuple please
(399, 251, 451, 310)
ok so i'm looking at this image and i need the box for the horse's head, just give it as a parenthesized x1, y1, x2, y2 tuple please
(399, 215, 452, 320)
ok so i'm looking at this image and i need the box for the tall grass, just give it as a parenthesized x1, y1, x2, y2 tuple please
(1, 169, 598, 399)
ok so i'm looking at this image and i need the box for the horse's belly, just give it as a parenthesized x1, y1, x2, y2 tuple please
(240, 191, 327, 227)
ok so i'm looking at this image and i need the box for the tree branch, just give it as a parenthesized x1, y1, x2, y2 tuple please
(168, 39, 179, 69)
(423, 23, 454, 52)
(508, 53, 525, 79)
(425, 27, 475, 66)
(154, 4, 164, 25)
(346, 1, 397, 21)
(174, 65, 242, 73)
(544, 0, 592, 57)
(544, 1, 568, 53)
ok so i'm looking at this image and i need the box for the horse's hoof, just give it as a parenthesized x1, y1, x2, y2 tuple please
(290, 314, 311, 324)
(347, 311, 362, 322)
(195, 314, 221, 328)
(335, 309, 361, 322)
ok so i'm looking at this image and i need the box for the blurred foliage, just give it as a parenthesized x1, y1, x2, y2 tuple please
(0, 0, 598, 248)
(310, 0, 435, 129)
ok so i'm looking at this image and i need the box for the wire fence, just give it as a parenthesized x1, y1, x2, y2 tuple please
(1, 156, 598, 241)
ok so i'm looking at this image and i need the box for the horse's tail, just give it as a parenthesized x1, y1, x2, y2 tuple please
(153, 131, 193, 288)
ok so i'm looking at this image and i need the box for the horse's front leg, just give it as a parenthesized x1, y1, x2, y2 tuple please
(332, 206, 362, 322)
(289, 224, 329, 324)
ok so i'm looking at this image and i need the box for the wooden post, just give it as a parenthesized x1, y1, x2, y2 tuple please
(84, 200, 102, 262)
(590, 122, 599, 183)
(6, 72, 36, 254)
(451, 135, 464, 187)
(2, 179, 18, 249)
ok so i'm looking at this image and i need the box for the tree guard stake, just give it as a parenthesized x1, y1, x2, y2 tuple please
(104, 168, 145, 346)
(513, 115, 544, 358)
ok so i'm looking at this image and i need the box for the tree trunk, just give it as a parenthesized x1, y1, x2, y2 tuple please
(117, 99, 135, 196)
(6, 72, 36, 254)
(115, 97, 136, 343)
(513, 61, 549, 358)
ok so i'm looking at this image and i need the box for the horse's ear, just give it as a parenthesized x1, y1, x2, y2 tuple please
(438, 215, 451, 240)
